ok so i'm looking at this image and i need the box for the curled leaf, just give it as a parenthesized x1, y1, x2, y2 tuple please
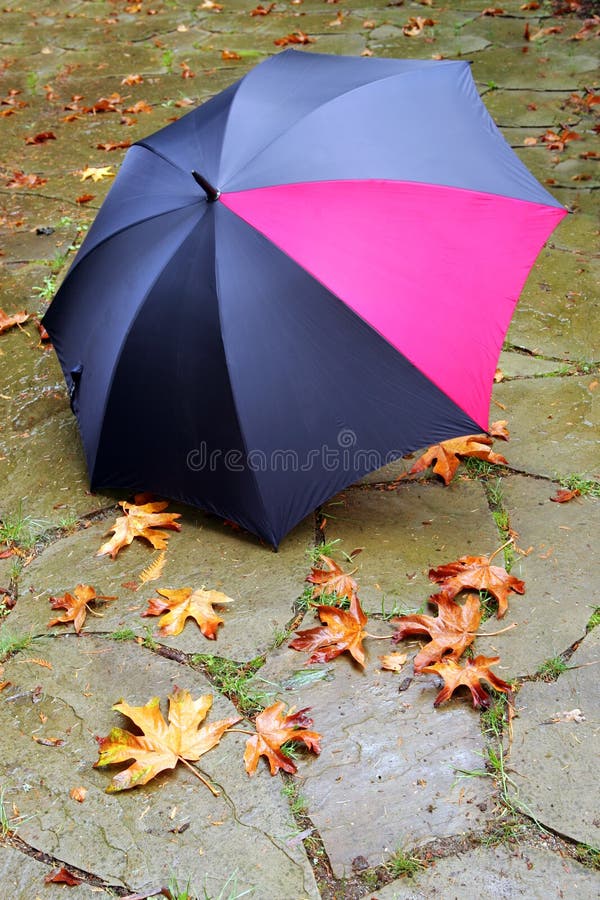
(97, 499, 181, 558)
(306, 554, 358, 604)
(429, 553, 525, 618)
(244, 702, 321, 776)
(392, 594, 481, 671)
(289, 594, 368, 667)
(423, 655, 510, 707)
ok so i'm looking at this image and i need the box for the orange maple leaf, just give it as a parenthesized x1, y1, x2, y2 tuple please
(391, 593, 481, 672)
(244, 702, 321, 775)
(96, 499, 181, 558)
(405, 434, 508, 485)
(95, 688, 241, 793)
(142, 586, 233, 638)
(48, 584, 116, 633)
(289, 594, 368, 667)
(306, 554, 358, 604)
(0, 308, 29, 334)
(429, 553, 525, 619)
(423, 655, 511, 707)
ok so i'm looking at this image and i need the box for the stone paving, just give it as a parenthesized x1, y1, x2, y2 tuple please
(0, 1, 599, 898)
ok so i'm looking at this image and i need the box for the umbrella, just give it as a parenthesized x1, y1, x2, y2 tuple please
(43, 50, 566, 547)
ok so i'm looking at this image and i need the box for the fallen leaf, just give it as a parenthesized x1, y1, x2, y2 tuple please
(79, 165, 114, 182)
(6, 170, 47, 188)
(306, 554, 358, 604)
(250, 3, 275, 14)
(392, 593, 481, 671)
(69, 786, 88, 802)
(379, 651, 408, 672)
(221, 49, 242, 60)
(543, 708, 585, 725)
(76, 193, 95, 204)
(123, 100, 153, 114)
(274, 31, 315, 47)
(0, 309, 29, 334)
(405, 434, 508, 485)
(94, 687, 240, 792)
(489, 419, 510, 441)
(24, 131, 56, 144)
(19, 657, 52, 669)
(32, 734, 65, 747)
(289, 594, 368, 667)
(481, 6, 504, 14)
(138, 551, 166, 585)
(244, 702, 321, 775)
(423, 655, 510, 707)
(142, 586, 233, 638)
(550, 488, 581, 503)
(96, 499, 181, 558)
(429, 552, 525, 618)
(200, 0, 223, 8)
(180, 61, 195, 78)
(121, 74, 144, 85)
(45, 867, 82, 885)
(523, 136, 538, 146)
(82, 93, 123, 114)
(48, 584, 117, 633)
(96, 140, 131, 151)
(402, 16, 436, 36)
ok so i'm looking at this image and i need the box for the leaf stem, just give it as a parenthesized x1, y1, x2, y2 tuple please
(488, 538, 514, 565)
(177, 756, 220, 796)
(471, 623, 518, 637)
(364, 633, 393, 640)
(227, 728, 256, 736)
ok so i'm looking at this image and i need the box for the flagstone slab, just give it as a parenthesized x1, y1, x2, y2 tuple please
(321, 482, 500, 614)
(362, 845, 600, 899)
(508, 626, 600, 847)
(14, 512, 313, 662)
(477, 475, 599, 677)
(496, 352, 568, 379)
(492, 377, 599, 479)
(0, 843, 111, 899)
(251, 641, 494, 878)
(0, 636, 319, 898)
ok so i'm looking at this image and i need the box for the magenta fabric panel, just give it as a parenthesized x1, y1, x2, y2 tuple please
(221, 180, 566, 427)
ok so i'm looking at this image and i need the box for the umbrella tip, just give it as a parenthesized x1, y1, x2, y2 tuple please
(191, 170, 221, 202)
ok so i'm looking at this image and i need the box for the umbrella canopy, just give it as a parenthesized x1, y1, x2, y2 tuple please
(43, 50, 566, 546)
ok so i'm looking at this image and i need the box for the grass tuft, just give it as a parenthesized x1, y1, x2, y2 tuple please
(386, 849, 425, 879)
(191, 654, 266, 715)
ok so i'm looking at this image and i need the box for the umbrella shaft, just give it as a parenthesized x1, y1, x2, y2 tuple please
(192, 170, 220, 202)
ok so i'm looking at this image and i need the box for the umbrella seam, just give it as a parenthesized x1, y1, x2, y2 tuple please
(211, 209, 275, 542)
(88, 208, 205, 477)
(219, 62, 467, 190)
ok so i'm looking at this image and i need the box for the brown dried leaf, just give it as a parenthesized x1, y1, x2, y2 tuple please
(69, 786, 88, 802)
(142, 586, 233, 638)
(96, 499, 181, 558)
(24, 131, 56, 144)
(379, 651, 408, 672)
(0, 308, 29, 334)
(45, 867, 82, 885)
(406, 434, 508, 485)
(48, 584, 116, 633)
(244, 702, 321, 775)
(429, 553, 525, 618)
(392, 593, 481, 671)
(550, 488, 581, 503)
(274, 31, 315, 47)
(306, 554, 358, 603)
(289, 594, 368, 667)
(423, 655, 511, 707)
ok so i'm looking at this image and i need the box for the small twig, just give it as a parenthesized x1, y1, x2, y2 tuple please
(488, 538, 514, 565)
(84, 605, 105, 618)
(364, 633, 393, 640)
(176, 757, 219, 796)
(226, 728, 256, 736)
(566, 659, 600, 670)
(472, 623, 518, 637)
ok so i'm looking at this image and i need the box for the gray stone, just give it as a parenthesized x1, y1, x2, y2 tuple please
(492, 377, 599, 480)
(477, 475, 599, 677)
(0, 636, 319, 898)
(496, 351, 569, 379)
(363, 845, 600, 899)
(0, 843, 111, 899)
(252, 640, 494, 878)
(508, 626, 600, 847)
(321, 482, 500, 615)
(14, 510, 314, 662)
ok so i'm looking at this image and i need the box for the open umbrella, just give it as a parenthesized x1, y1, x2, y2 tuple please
(43, 50, 566, 546)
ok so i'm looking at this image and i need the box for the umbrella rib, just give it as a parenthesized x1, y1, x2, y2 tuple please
(135, 140, 190, 176)
(89, 210, 205, 478)
(219, 63, 462, 190)
(211, 213, 273, 541)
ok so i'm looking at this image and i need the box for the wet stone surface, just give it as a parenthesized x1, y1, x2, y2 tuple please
(509, 626, 600, 848)
(250, 642, 494, 879)
(0, 636, 319, 898)
(1, 0, 599, 896)
(477, 475, 599, 678)
(362, 845, 600, 899)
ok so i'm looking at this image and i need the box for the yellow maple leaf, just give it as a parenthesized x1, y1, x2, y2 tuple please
(142, 586, 234, 638)
(79, 165, 115, 182)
